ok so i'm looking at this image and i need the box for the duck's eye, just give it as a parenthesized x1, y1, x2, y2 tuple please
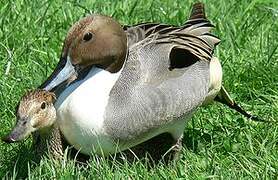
(83, 32, 93, 41)
(41, 102, 46, 110)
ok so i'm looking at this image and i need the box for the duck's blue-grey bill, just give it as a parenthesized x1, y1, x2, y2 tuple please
(43, 59, 76, 91)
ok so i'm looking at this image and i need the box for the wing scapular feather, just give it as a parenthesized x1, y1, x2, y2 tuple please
(169, 48, 199, 71)
(125, 2, 220, 71)
(167, 2, 220, 70)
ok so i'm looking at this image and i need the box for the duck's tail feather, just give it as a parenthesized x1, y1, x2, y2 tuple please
(189, 2, 206, 20)
(215, 86, 267, 122)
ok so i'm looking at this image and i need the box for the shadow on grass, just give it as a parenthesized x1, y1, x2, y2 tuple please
(66, 133, 180, 167)
(182, 128, 212, 152)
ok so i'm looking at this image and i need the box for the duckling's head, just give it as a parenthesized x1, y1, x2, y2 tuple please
(43, 14, 127, 91)
(2, 90, 56, 143)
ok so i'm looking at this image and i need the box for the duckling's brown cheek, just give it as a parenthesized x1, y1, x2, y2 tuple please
(32, 122, 40, 129)
(30, 116, 41, 128)
(31, 114, 50, 128)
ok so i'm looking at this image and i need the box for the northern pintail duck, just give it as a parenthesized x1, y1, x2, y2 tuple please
(3, 3, 260, 159)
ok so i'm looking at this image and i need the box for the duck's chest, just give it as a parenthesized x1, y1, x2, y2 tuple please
(54, 67, 122, 155)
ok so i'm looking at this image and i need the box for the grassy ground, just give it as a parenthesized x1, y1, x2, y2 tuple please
(0, 0, 277, 179)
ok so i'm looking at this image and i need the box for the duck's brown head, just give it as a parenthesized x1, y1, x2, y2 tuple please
(2, 90, 56, 143)
(43, 14, 127, 91)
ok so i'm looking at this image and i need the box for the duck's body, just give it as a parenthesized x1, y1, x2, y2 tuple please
(55, 17, 222, 155)
(55, 61, 211, 156)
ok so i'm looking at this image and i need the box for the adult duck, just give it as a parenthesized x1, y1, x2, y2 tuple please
(45, 2, 222, 155)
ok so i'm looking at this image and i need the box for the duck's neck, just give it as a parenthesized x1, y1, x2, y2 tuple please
(33, 123, 64, 158)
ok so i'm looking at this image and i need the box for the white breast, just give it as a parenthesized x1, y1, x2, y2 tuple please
(55, 67, 122, 155)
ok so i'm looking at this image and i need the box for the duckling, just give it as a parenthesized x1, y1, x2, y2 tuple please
(2, 90, 64, 157)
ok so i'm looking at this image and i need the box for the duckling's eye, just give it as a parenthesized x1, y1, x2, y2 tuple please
(83, 32, 93, 41)
(22, 120, 27, 126)
(41, 102, 46, 110)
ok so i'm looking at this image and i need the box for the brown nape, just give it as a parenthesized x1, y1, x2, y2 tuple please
(62, 14, 127, 73)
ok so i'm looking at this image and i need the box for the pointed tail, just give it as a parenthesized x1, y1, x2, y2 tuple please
(215, 86, 267, 122)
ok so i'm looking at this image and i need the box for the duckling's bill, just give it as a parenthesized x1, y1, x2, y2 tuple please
(2, 117, 35, 143)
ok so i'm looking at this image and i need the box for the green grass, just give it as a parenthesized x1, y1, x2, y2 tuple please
(0, 0, 277, 179)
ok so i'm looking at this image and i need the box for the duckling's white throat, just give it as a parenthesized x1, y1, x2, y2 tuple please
(55, 66, 122, 154)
